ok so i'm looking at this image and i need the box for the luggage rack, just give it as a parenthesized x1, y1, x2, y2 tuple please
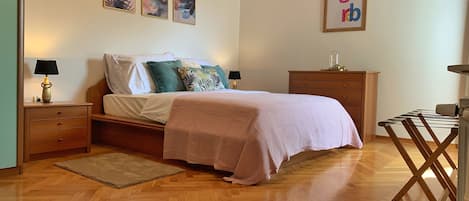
(378, 109, 458, 201)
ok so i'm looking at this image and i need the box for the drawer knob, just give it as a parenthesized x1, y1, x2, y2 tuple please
(57, 138, 64, 142)
(57, 111, 62, 115)
(57, 122, 63, 126)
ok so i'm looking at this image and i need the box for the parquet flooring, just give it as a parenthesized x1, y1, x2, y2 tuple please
(0, 137, 458, 201)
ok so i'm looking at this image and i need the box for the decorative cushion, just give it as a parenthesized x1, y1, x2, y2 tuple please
(178, 67, 225, 91)
(104, 52, 176, 94)
(147, 60, 186, 92)
(201, 65, 230, 89)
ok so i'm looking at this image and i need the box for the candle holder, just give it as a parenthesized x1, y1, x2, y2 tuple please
(325, 51, 347, 71)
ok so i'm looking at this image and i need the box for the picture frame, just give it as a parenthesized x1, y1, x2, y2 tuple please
(142, 0, 169, 19)
(173, 0, 196, 25)
(323, 0, 367, 32)
(103, 0, 137, 13)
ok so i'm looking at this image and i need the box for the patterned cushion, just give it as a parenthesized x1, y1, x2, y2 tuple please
(201, 65, 230, 89)
(178, 67, 225, 91)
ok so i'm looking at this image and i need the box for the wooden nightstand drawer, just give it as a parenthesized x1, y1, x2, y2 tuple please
(29, 127, 58, 154)
(59, 128, 88, 150)
(29, 106, 88, 120)
(57, 118, 87, 129)
(24, 102, 92, 161)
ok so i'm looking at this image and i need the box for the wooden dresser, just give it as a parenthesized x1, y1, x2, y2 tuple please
(289, 71, 379, 143)
(24, 102, 92, 161)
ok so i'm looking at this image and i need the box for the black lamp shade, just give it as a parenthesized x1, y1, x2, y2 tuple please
(228, 71, 241, 80)
(34, 60, 59, 75)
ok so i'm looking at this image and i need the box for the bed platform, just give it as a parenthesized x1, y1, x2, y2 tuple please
(87, 79, 165, 158)
(86, 79, 336, 172)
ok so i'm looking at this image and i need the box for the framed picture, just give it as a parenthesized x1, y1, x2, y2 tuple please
(323, 0, 367, 32)
(142, 0, 169, 19)
(104, 0, 136, 13)
(173, 0, 195, 25)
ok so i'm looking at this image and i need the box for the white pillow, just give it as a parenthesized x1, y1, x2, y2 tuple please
(181, 60, 202, 68)
(178, 57, 215, 66)
(104, 52, 176, 94)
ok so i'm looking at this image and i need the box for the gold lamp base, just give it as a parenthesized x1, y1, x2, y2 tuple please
(41, 76, 53, 103)
(230, 80, 239, 89)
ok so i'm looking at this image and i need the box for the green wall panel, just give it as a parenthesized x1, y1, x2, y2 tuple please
(0, 0, 17, 169)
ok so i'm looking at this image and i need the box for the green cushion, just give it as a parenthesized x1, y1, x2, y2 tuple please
(147, 60, 185, 92)
(201, 65, 230, 89)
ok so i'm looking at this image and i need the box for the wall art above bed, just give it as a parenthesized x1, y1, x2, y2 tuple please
(104, 0, 137, 13)
(142, 0, 169, 19)
(173, 0, 195, 25)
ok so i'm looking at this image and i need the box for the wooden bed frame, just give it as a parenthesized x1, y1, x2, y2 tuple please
(86, 79, 331, 165)
(86, 79, 166, 158)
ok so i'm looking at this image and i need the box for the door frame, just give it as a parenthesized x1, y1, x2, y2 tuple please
(17, 0, 24, 173)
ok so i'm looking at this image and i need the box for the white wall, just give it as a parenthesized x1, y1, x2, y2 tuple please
(25, 0, 240, 102)
(239, 0, 468, 137)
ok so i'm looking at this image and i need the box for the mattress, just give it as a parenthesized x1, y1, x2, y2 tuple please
(104, 90, 266, 123)
(103, 94, 154, 121)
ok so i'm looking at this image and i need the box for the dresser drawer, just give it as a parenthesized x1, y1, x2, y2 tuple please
(290, 80, 362, 90)
(323, 90, 362, 107)
(29, 106, 88, 120)
(344, 106, 362, 132)
(289, 72, 364, 82)
(292, 88, 363, 107)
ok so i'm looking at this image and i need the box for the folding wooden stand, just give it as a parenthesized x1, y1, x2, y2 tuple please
(378, 110, 458, 201)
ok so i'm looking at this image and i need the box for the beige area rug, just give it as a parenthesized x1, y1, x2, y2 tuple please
(55, 153, 184, 188)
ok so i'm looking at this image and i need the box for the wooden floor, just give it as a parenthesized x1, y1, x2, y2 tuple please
(0, 137, 457, 201)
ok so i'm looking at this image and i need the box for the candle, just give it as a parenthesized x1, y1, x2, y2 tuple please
(335, 52, 339, 65)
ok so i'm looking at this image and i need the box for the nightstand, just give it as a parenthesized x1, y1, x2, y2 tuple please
(24, 102, 92, 161)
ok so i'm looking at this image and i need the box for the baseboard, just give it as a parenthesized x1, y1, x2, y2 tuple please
(0, 167, 20, 177)
(27, 148, 88, 161)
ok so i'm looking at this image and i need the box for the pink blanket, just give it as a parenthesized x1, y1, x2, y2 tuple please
(164, 92, 362, 185)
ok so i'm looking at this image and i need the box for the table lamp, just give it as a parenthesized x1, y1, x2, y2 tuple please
(228, 71, 241, 89)
(34, 60, 59, 103)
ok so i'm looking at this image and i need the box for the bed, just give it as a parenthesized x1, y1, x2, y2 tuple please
(86, 53, 362, 185)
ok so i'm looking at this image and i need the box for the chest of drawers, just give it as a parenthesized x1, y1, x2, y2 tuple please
(289, 71, 379, 143)
(24, 102, 92, 161)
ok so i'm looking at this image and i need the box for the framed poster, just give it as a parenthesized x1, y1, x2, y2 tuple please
(142, 0, 169, 19)
(173, 0, 195, 25)
(323, 0, 367, 32)
(104, 0, 136, 13)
